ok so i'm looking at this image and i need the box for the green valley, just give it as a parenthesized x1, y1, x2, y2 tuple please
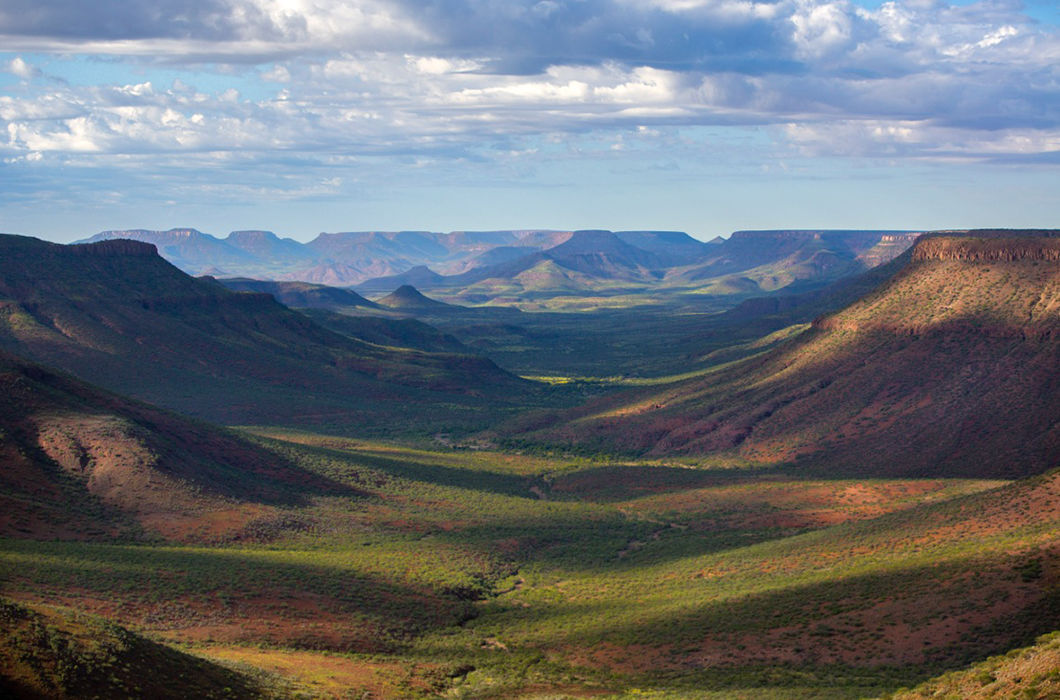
(1, 228, 1059, 698)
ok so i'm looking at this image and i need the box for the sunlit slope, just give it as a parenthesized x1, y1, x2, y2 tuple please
(0, 350, 355, 542)
(886, 630, 1060, 699)
(0, 235, 528, 430)
(520, 232, 1060, 478)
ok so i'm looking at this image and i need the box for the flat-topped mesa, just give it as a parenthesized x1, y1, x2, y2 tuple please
(912, 234, 1060, 263)
(812, 231, 1060, 339)
(729, 229, 916, 242)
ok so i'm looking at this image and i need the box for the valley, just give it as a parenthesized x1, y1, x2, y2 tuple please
(1, 228, 1059, 698)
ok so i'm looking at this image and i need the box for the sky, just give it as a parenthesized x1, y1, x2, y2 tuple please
(1, 0, 1058, 243)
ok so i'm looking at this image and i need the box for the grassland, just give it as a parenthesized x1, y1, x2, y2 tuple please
(3, 430, 1057, 698)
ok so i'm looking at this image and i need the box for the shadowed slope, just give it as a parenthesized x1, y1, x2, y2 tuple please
(0, 235, 527, 431)
(0, 350, 358, 541)
(516, 232, 1060, 478)
(215, 277, 379, 310)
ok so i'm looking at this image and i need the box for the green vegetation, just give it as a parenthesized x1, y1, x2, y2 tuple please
(886, 631, 1060, 699)
(3, 231, 1060, 698)
(0, 597, 281, 698)
(3, 429, 1057, 698)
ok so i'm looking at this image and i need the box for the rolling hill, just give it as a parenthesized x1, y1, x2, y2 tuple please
(0, 235, 530, 432)
(512, 231, 1060, 478)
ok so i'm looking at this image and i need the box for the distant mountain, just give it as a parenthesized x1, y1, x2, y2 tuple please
(353, 229, 922, 301)
(356, 265, 447, 293)
(512, 231, 1060, 479)
(544, 230, 665, 278)
(80, 227, 921, 300)
(78, 228, 581, 285)
(0, 235, 527, 431)
(216, 278, 379, 309)
(85, 228, 255, 274)
(663, 230, 923, 290)
(225, 229, 317, 262)
(614, 230, 715, 266)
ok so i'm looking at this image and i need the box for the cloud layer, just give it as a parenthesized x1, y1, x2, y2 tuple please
(1, 0, 1058, 230)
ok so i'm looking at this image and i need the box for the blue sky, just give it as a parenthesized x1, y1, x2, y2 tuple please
(1, 0, 1058, 243)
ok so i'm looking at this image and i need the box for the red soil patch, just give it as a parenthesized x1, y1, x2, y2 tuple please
(196, 645, 447, 699)
(4, 584, 437, 654)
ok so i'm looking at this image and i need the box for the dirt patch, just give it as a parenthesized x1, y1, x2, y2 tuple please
(198, 645, 438, 699)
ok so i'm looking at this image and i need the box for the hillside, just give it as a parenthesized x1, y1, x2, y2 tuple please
(0, 349, 354, 541)
(0, 598, 276, 699)
(888, 631, 1060, 699)
(3, 424, 1058, 697)
(299, 309, 470, 354)
(513, 231, 1060, 478)
(215, 277, 379, 310)
(0, 235, 529, 432)
(375, 284, 455, 310)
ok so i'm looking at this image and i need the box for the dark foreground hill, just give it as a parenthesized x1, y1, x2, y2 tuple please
(0, 598, 275, 699)
(0, 235, 529, 432)
(512, 231, 1060, 478)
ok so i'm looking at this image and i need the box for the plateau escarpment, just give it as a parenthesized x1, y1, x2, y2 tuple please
(516, 232, 1060, 479)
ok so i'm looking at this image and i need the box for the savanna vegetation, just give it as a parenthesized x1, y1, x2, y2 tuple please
(2, 230, 1059, 698)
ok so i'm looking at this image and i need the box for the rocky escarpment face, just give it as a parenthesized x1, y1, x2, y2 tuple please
(912, 234, 1060, 262)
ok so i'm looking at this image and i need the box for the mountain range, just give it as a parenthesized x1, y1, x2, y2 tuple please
(80, 227, 923, 300)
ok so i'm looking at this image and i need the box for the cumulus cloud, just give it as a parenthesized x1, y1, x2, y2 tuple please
(0, 0, 1057, 211)
(5, 56, 39, 78)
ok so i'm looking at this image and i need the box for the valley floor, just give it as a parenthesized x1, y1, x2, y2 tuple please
(4, 430, 1057, 699)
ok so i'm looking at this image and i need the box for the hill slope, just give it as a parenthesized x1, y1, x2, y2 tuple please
(516, 232, 1060, 478)
(0, 598, 276, 699)
(0, 349, 356, 541)
(215, 277, 379, 310)
(0, 235, 527, 432)
(376, 284, 455, 310)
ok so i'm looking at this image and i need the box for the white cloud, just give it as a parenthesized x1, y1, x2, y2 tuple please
(0, 0, 1055, 191)
(5, 56, 39, 78)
